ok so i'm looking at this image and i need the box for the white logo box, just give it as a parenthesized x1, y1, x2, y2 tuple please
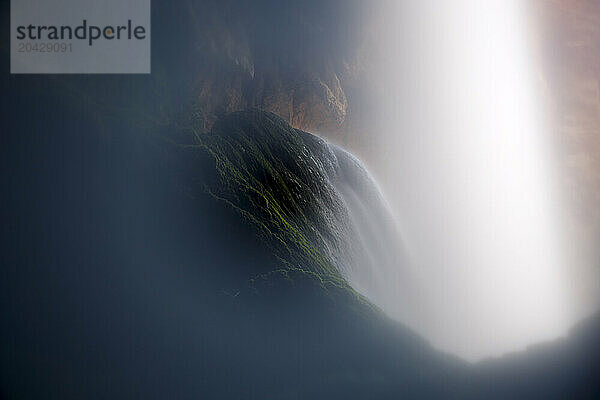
(11, 0, 150, 74)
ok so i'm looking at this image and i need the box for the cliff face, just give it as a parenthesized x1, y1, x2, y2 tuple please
(535, 0, 600, 229)
(194, 62, 349, 135)
(532, 0, 600, 305)
(177, 0, 367, 137)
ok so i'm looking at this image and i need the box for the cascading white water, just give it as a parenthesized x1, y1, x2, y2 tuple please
(326, 145, 420, 326)
(322, 0, 578, 362)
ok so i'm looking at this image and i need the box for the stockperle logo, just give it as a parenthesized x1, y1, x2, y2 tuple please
(11, 0, 150, 74)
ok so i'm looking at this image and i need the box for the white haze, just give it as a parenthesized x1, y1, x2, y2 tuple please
(339, 0, 589, 361)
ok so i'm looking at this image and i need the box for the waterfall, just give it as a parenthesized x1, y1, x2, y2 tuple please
(326, 0, 576, 361)
(314, 143, 422, 329)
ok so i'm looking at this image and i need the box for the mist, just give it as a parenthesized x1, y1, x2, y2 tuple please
(344, 0, 590, 361)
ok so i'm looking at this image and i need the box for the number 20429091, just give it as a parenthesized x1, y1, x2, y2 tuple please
(18, 42, 72, 53)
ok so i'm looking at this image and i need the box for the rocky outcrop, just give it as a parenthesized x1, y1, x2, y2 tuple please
(191, 110, 407, 306)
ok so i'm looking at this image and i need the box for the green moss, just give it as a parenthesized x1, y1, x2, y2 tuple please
(185, 112, 347, 284)
(198, 114, 337, 268)
(174, 110, 380, 314)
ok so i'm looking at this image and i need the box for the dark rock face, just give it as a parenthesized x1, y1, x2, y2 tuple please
(162, 0, 367, 136)
(190, 111, 409, 312)
(192, 111, 350, 285)
(194, 63, 349, 135)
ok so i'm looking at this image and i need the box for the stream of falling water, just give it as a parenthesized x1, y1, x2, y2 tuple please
(337, 0, 575, 361)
